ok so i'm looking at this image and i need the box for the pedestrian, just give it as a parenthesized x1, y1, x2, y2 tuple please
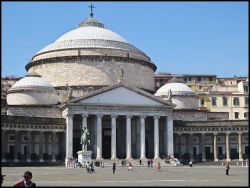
(226, 162, 230, 175)
(86, 161, 90, 173)
(147, 159, 150, 167)
(128, 162, 133, 172)
(90, 161, 94, 174)
(139, 159, 142, 165)
(157, 162, 161, 172)
(112, 162, 116, 174)
(150, 159, 153, 168)
(1, 174, 6, 185)
(189, 160, 192, 167)
(13, 171, 36, 187)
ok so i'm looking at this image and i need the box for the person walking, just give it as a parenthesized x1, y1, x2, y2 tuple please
(13, 171, 36, 187)
(128, 162, 133, 172)
(147, 159, 150, 167)
(1, 174, 6, 185)
(226, 162, 230, 175)
(150, 159, 153, 168)
(112, 162, 116, 174)
(157, 162, 161, 172)
(86, 161, 90, 173)
(139, 159, 142, 165)
(90, 161, 94, 174)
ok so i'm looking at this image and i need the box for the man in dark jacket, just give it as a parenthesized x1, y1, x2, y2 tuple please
(112, 162, 116, 174)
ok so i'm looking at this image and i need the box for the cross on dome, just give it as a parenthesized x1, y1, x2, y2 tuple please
(88, 4, 95, 17)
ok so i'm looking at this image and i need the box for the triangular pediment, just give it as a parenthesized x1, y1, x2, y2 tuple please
(69, 84, 172, 107)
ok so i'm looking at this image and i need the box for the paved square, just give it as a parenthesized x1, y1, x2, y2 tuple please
(2, 165, 248, 186)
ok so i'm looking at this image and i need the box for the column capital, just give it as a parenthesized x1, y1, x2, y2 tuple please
(81, 113, 88, 118)
(213, 132, 218, 136)
(177, 132, 182, 135)
(153, 115, 160, 119)
(140, 114, 147, 119)
(226, 131, 231, 135)
(126, 115, 133, 118)
(96, 114, 103, 118)
(111, 114, 118, 118)
(201, 132, 206, 136)
(189, 132, 194, 136)
(64, 113, 74, 118)
(238, 131, 242, 135)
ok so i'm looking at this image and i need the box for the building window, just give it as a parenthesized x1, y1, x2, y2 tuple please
(244, 86, 249, 93)
(223, 97, 228, 106)
(233, 97, 240, 106)
(212, 97, 217, 106)
(198, 77, 201, 82)
(244, 112, 248, 119)
(22, 135, 28, 142)
(8, 135, 15, 141)
(234, 112, 239, 119)
(200, 98, 205, 107)
(245, 97, 248, 106)
(209, 77, 213, 82)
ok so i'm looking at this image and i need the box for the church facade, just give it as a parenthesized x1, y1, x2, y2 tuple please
(1, 10, 248, 166)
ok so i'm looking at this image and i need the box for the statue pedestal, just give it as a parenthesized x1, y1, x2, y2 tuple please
(77, 150, 92, 166)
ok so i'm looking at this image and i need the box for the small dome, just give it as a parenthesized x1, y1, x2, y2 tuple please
(155, 83, 196, 97)
(11, 72, 54, 90)
(7, 72, 59, 105)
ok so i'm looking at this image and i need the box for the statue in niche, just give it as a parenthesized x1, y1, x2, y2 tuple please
(66, 84, 73, 100)
(166, 89, 172, 101)
(118, 68, 124, 83)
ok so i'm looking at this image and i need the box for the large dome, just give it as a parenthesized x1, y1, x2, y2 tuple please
(35, 17, 146, 56)
(26, 14, 156, 92)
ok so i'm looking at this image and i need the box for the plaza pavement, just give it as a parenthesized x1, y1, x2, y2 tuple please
(2, 165, 248, 186)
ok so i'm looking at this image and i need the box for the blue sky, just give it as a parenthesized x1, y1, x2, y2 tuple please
(2, 2, 248, 77)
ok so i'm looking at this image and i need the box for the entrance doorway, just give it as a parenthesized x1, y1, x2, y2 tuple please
(205, 147, 211, 159)
(230, 148, 238, 160)
(102, 128, 111, 159)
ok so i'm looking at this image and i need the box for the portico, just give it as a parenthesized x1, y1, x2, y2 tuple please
(60, 84, 173, 165)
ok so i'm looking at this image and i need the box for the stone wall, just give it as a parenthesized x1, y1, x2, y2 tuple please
(32, 48, 150, 62)
(173, 110, 228, 121)
(172, 96, 198, 109)
(7, 92, 59, 105)
(7, 106, 62, 118)
(28, 59, 155, 91)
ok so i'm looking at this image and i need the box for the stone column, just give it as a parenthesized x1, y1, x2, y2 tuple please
(177, 133, 182, 159)
(14, 130, 19, 162)
(44, 132, 49, 160)
(189, 133, 194, 162)
(167, 117, 174, 157)
(201, 133, 206, 162)
(154, 116, 160, 159)
(39, 131, 44, 162)
(140, 115, 146, 159)
(96, 114, 103, 160)
(26, 131, 32, 162)
(126, 115, 132, 159)
(213, 133, 218, 162)
(226, 132, 231, 161)
(2, 129, 6, 162)
(81, 114, 88, 129)
(65, 114, 73, 159)
(111, 115, 117, 160)
(52, 131, 57, 162)
(238, 132, 243, 161)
